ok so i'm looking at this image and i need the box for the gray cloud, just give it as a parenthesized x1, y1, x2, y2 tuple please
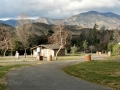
(0, 0, 120, 20)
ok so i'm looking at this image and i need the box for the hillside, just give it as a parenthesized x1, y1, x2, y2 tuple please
(0, 22, 85, 36)
(0, 11, 120, 29)
(31, 23, 53, 36)
(31, 23, 89, 36)
(64, 11, 120, 29)
(0, 23, 15, 32)
(35, 11, 120, 29)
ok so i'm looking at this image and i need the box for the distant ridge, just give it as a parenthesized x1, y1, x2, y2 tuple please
(0, 11, 120, 29)
(35, 11, 120, 29)
(0, 19, 17, 27)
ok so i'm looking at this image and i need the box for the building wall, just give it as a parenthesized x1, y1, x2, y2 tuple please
(32, 48, 65, 57)
(54, 49, 65, 56)
(41, 49, 54, 57)
(33, 49, 37, 57)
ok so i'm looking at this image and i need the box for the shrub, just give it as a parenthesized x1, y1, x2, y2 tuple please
(112, 44, 120, 56)
(107, 42, 115, 52)
(71, 45, 78, 54)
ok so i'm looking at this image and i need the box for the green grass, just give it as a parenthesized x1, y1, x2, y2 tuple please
(0, 56, 35, 61)
(0, 64, 32, 90)
(53, 56, 82, 60)
(52, 53, 85, 60)
(63, 59, 120, 90)
(66, 53, 84, 56)
(0, 53, 84, 61)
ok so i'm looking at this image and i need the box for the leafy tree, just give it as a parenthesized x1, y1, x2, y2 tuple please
(28, 35, 48, 47)
(83, 40, 88, 53)
(13, 41, 23, 50)
(107, 42, 115, 52)
(71, 44, 78, 55)
(113, 30, 120, 44)
(71, 24, 114, 52)
(112, 44, 120, 56)
(47, 30, 54, 36)
(90, 24, 99, 45)
(93, 23, 98, 30)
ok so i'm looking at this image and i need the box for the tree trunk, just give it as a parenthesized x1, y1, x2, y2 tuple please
(3, 38, 8, 57)
(91, 49, 92, 54)
(30, 49, 33, 57)
(3, 47, 8, 57)
(11, 49, 13, 58)
(24, 48, 27, 58)
(55, 45, 64, 60)
(4, 49, 7, 57)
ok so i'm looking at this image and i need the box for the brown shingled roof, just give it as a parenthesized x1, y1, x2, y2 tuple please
(31, 44, 64, 50)
(39, 44, 62, 49)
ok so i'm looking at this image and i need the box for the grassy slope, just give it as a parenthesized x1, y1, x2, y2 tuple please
(63, 59, 120, 90)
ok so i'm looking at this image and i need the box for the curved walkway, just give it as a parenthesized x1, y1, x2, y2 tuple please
(6, 54, 113, 90)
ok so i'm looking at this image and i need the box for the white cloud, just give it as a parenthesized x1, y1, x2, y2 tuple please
(0, 0, 120, 19)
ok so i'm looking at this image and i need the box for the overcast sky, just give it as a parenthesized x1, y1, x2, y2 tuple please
(0, 0, 120, 20)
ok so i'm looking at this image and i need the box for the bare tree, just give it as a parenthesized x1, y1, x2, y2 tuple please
(0, 24, 11, 56)
(89, 45, 94, 54)
(48, 25, 72, 60)
(16, 13, 32, 58)
(9, 38, 16, 57)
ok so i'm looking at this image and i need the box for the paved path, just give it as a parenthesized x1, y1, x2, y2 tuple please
(6, 55, 113, 90)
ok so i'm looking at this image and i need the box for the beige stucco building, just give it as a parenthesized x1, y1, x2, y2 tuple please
(31, 44, 65, 57)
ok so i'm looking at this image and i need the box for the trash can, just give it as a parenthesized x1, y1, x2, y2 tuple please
(40, 56, 43, 60)
(86, 54, 91, 61)
(36, 55, 43, 61)
(47, 55, 52, 61)
(108, 52, 111, 56)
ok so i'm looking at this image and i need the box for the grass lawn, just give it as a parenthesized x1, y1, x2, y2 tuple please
(0, 64, 32, 90)
(52, 53, 85, 60)
(0, 56, 35, 61)
(63, 58, 120, 90)
(0, 53, 84, 61)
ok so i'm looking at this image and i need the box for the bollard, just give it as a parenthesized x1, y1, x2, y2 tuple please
(99, 52, 101, 55)
(96, 51, 99, 55)
(15, 51, 19, 59)
(40, 56, 43, 60)
(108, 52, 111, 56)
(47, 55, 52, 61)
(86, 54, 91, 62)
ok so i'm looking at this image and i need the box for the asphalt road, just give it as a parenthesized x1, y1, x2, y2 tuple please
(6, 55, 113, 90)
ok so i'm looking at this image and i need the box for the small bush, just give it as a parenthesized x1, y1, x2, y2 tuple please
(70, 45, 78, 55)
(112, 44, 120, 56)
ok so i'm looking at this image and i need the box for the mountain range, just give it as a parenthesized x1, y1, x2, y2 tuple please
(1, 11, 120, 29)
(0, 19, 17, 27)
